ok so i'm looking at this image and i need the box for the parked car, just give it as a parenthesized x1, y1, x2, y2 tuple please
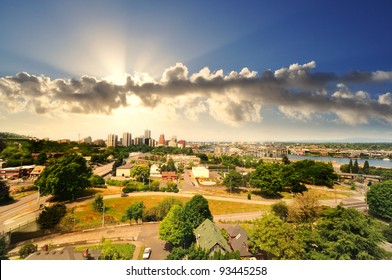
(121, 193, 128, 197)
(142, 248, 152, 260)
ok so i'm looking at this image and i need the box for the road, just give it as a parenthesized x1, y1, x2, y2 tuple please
(93, 162, 114, 177)
(0, 193, 52, 234)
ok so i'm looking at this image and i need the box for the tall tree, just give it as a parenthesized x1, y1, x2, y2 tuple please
(249, 213, 306, 260)
(35, 154, 92, 200)
(0, 180, 12, 204)
(159, 205, 194, 247)
(130, 164, 150, 182)
(35, 152, 48, 165)
(353, 159, 360, 173)
(222, 170, 243, 192)
(250, 163, 283, 196)
(366, 180, 392, 221)
(122, 201, 145, 224)
(348, 159, 353, 173)
(363, 160, 370, 174)
(315, 206, 386, 260)
(183, 194, 213, 229)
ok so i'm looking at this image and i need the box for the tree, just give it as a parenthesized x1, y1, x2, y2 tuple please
(282, 165, 307, 193)
(314, 206, 386, 260)
(92, 194, 104, 212)
(35, 154, 92, 200)
(167, 158, 177, 172)
(249, 213, 306, 260)
(89, 174, 106, 188)
(155, 197, 183, 220)
(271, 201, 289, 222)
(353, 159, 359, 173)
(222, 171, 243, 192)
(99, 240, 122, 260)
(0, 236, 8, 260)
(159, 205, 194, 247)
(363, 160, 370, 174)
(366, 180, 392, 220)
(183, 194, 213, 229)
(19, 241, 37, 259)
(130, 164, 150, 182)
(122, 201, 145, 224)
(288, 192, 322, 224)
(250, 163, 283, 196)
(383, 222, 392, 243)
(282, 155, 291, 165)
(0, 180, 12, 204)
(348, 159, 353, 173)
(35, 152, 48, 165)
(37, 203, 67, 230)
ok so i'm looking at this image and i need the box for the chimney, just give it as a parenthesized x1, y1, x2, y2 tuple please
(42, 244, 49, 251)
(83, 248, 89, 259)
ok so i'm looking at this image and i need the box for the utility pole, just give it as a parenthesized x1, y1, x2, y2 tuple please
(102, 205, 105, 228)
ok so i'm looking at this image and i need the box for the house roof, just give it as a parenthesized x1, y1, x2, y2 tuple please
(194, 219, 232, 253)
(117, 164, 134, 170)
(161, 171, 177, 176)
(26, 247, 101, 260)
(227, 225, 253, 257)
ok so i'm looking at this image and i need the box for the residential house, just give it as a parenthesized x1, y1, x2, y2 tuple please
(115, 164, 134, 177)
(226, 224, 253, 258)
(161, 171, 177, 181)
(194, 219, 232, 256)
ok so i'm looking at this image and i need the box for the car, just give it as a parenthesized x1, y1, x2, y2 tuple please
(142, 248, 152, 259)
(121, 193, 128, 197)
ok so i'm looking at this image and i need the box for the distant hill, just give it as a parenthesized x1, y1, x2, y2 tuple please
(0, 132, 30, 139)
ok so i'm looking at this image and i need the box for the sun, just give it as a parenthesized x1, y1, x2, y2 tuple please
(105, 71, 128, 85)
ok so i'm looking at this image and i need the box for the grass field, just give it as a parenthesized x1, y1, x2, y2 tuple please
(67, 195, 271, 230)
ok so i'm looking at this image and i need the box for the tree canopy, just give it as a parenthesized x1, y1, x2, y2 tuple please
(35, 153, 92, 200)
(249, 213, 306, 260)
(130, 164, 150, 182)
(222, 170, 244, 192)
(366, 180, 392, 221)
(158, 205, 194, 247)
(250, 163, 283, 196)
(183, 194, 213, 229)
(122, 201, 145, 224)
(37, 203, 67, 230)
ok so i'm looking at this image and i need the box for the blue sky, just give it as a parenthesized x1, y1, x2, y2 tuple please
(1, 0, 392, 142)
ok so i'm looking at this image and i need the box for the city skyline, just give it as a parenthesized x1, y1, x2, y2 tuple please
(1, 1, 392, 142)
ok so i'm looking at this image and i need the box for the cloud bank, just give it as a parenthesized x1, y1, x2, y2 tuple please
(1, 61, 392, 126)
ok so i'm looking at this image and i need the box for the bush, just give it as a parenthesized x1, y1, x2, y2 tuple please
(19, 241, 37, 259)
(37, 203, 67, 229)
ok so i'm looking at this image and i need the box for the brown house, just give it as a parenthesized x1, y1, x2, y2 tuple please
(161, 171, 177, 181)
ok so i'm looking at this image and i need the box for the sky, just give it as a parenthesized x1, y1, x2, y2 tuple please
(1, 0, 392, 142)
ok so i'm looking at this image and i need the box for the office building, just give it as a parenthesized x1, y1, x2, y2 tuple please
(107, 134, 118, 148)
(122, 132, 132, 147)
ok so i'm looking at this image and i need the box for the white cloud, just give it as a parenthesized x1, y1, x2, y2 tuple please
(1, 61, 392, 128)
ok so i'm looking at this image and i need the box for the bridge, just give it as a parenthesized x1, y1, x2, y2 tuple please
(338, 173, 382, 182)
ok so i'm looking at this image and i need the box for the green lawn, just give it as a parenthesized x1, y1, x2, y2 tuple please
(67, 195, 271, 230)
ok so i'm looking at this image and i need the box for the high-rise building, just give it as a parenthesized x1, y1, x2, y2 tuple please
(107, 134, 118, 147)
(122, 132, 132, 147)
(144, 129, 151, 139)
(158, 134, 165, 146)
(178, 140, 186, 149)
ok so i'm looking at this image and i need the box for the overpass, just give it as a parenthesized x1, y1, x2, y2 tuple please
(338, 173, 382, 182)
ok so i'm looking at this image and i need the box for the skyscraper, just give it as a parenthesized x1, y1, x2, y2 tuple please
(122, 132, 132, 147)
(158, 134, 165, 146)
(107, 134, 118, 147)
(144, 129, 151, 145)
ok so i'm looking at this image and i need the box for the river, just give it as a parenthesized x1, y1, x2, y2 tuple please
(287, 155, 392, 169)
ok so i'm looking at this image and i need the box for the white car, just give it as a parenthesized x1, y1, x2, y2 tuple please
(142, 248, 152, 259)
